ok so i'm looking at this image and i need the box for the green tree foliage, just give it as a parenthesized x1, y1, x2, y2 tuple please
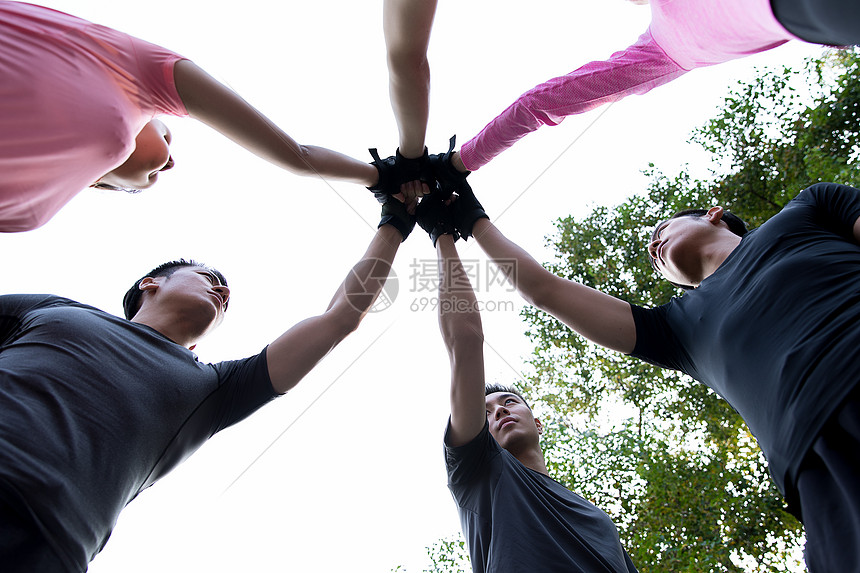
(423, 536, 471, 573)
(391, 536, 471, 573)
(521, 48, 860, 571)
(402, 48, 860, 573)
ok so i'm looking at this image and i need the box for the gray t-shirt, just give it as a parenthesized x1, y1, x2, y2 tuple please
(0, 295, 277, 571)
(445, 421, 637, 573)
(630, 182, 860, 510)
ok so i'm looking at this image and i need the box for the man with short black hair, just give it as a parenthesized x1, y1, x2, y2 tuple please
(422, 207, 637, 572)
(0, 194, 415, 573)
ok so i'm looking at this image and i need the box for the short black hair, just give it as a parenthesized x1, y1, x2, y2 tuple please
(122, 259, 227, 320)
(484, 383, 531, 410)
(649, 208, 748, 290)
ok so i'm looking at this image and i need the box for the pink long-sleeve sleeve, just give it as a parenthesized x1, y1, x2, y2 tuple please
(459, 30, 685, 171)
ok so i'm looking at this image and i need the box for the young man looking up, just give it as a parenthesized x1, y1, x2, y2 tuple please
(0, 191, 417, 573)
(418, 198, 637, 572)
(441, 177, 860, 572)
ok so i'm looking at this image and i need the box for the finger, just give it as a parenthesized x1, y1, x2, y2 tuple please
(400, 179, 421, 197)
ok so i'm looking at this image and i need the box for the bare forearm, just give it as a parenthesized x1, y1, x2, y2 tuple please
(174, 60, 377, 186)
(298, 145, 378, 185)
(326, 225, 401, 318)
(473, 218, 636, 353)
(437, 237, 482, 346)
(266, 225, 400, 394)
(201, 110, 376, 185)
(383, 0, 437, 157)
(472, 218, 553, 303)
(450, 151, 468, 174)
(436, 236, 486, 447)
(388, 66, 430, 157)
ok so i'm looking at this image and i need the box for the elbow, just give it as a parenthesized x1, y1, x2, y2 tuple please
(446, 332, 484, 362)
(324, 306, 366, 346)
(506, 99, 556, 132)
(338, 316, 363, 338)
(387, 52, 430, 82)
(287, 145, 318, 177)
(338, 310, 365, 339)
(519, 285, 543, 309)
(440, 316, 484, 354)
(517, 272, 557, 311)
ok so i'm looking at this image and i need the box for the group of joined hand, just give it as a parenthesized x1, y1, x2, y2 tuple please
(367, 136, 490, 245)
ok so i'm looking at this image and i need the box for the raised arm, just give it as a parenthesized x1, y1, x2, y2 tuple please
(436, 235, 487, 447)
(457, 31, 686, 171)
(472, 218, 636, 354)
(173, 60, 378, 186)
(265, 196, 414, 394)
(383, 0, 437, 158)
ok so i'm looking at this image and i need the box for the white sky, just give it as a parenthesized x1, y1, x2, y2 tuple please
(0, 1, 823, 571)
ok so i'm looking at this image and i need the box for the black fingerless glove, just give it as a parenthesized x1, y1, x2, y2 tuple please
(394, 147, 432, 187)
(451, 178, 488, 240)
(367, 148, 398, 203)
(368, 147, 434, 204)
(416, 190, 459, 247)
(378, 195, 415, 242)
(429, 135, 470, 199)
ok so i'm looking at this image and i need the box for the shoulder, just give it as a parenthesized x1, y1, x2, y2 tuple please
(761, 183, 860, 238)
(0, 293, 89, 314)
(786, 182, 860, 210)
(210, 347, 277, 402)
(445, 420, 503, 483)
(211, 347, 270, 380)
(628, 299, 675, 331)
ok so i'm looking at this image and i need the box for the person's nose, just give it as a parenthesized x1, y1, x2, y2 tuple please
(160, 125, 174, 172)
(213, 285, 230, 306)
(494, 405, 509, 420)
(647, 238, 661, 260)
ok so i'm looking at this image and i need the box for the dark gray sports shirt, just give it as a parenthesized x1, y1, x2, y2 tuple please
(630, 182, 860, 510)
(445, 421, 638, 573)
(0, 295, 277, 571)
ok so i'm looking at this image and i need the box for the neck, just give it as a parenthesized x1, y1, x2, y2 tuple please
(131, 309, 204, 348)
(698, 233, 743, 284)
(514, 448, 550, 476)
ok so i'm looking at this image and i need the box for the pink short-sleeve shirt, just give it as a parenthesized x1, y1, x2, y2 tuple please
(0, 2, 188, 232)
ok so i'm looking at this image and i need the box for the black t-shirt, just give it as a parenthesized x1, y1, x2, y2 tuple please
(445, 421, 638, 573)
(630, 182, 860, 507)
(0, 295, 277, 571)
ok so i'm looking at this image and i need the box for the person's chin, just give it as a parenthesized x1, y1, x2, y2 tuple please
(140, 174, 159, 188)
(493, 431, 516, 448)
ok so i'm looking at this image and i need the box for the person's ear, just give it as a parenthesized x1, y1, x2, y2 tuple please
(706, 206, 725, 225)
(534, 417, 543, 435)
(138, 277, 159, 292)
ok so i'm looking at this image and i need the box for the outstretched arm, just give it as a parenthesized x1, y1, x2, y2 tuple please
(472, 218, 636, 353)
(457, 32, 685, 171)
(436, 235, 487, 447)
(265, 224, 402, 394)
(383, 0, 437, 158)
(173, 60, 378, 186)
